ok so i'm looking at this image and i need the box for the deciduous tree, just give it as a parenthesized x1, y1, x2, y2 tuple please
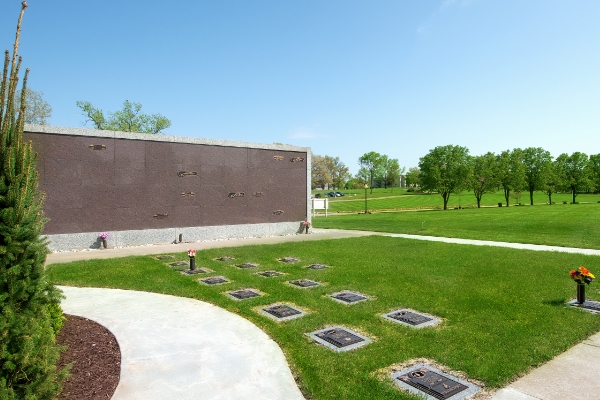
(469, 152, 497, 208)
(522, 147, 553, 205)
(589, 154, 600, 193)
(76, 100, 171, 133)
(311, 155, 332, 189)
(556, 152, 590, 203)
(418, 145, 470, 210)
(496, 149, 525, 207)
(405, 166, 421, 188)
(358, 151, 383, 193)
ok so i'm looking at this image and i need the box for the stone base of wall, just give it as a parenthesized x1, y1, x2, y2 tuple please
(46, 221, 305, 251)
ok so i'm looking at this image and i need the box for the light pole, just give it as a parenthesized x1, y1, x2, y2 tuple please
(364, 184, 369, 214)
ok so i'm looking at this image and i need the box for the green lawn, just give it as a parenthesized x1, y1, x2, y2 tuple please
(48, 236, 600, 400)
(315, 189, 600, 213)
(315, 203, 600, 250)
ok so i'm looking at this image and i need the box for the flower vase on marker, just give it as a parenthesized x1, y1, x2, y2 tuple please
(569, 266, 595, 304)
(302, 219, 311, 234)
(99, 232, 110, 249)
(188, 249, 196, 271)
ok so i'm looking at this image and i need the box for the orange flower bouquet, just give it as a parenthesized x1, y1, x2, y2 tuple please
(569, 266, 595, 285)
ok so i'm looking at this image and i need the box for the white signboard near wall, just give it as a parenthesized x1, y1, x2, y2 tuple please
(312, 198, 329, 217)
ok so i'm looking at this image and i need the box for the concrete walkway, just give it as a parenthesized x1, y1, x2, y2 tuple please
(51, 229, 600, 399)
(59, 286, 305, 400)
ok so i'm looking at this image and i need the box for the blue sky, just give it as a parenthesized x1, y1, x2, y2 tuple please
(1, 0, 599, 174)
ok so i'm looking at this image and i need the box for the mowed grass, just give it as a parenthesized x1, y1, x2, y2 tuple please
(316, 189, 600, 213)
(47, 236, 600, 400)
(315, 204, 600, 250)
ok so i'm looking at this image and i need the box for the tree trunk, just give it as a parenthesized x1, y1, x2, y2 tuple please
(529, 188, 534, 206)
(477, 197, 481, 208)
(442, 192, 450, 210)
(572, 188, 577, 203)
(548, 193, 552, 204)
(504, 188, 510, 207)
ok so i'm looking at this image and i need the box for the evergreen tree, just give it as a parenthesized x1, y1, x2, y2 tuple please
(0, 3, 67, 398)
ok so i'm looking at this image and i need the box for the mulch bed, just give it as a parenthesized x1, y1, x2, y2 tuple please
(55, 314, 121, 399)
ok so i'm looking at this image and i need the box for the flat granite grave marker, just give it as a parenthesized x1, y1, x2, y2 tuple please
(330, 291, 368, 304)
(567, 299, 600, 314)
(236, 263, 259, 269)
(180, 268, 211, 275)
(279, 257, 300, 263)
(168, 261, 189, 267)
(216, 256, 235, 261)
(199, 276, 229, 285)
(260, 304, 305, 321)
(289, 279, 321, 288)
(382, 309, 441, 329)
(307, 263, 329, 270)
(228, 289, 261, 300)
(257, 271, 283, 277)
(307, 326, 371, 352)
(391, 364, 480, 400)
(155, 255, 174, 260)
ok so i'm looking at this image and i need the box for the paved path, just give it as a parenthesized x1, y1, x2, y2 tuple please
(51, 229, 600, 399)
(59, 286, 305, 400)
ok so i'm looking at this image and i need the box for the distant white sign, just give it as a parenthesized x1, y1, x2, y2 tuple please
(312, 198, 329, 217)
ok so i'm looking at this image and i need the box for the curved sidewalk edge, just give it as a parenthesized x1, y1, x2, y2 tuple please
(387, 234, 600, 256)
(58, 286, 305, 400)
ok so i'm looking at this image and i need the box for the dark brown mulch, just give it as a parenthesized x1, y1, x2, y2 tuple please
(55, 314, 121, 400)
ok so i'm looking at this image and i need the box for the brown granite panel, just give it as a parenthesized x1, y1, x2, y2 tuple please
(81, 163, 115, 187)
(201, 205, 249, 226)
(222, 166, 248, 187)
(42, 185, 84, 210)
(114, 138, 145, 163)
(170, 206, 202, 227)
(199, 145, 225, 166)
(146, 206, 175, 230)
(171, 180, 203, 207)
(43, 208, 83, 234)
(172, 142, 204, 162)
(80, 207, 116, 233)
(81, 185, 116, 210)
(44, 158, 83, 187)
(145, 162, 174, 185)
(200, 165, 226, 185)
(114, 160, 145, 186)
(269, 167, 306, 186)
(113, 185, 147, 209)
(145, 184, 177, 207)
(81, 138, 115, 166)
(113, 207, 149, 231)
(221, 146, 248, 168)
(145, 141, 175, 164)
(248, 149, 307, 169)
(247, 168, 270, 187)
(198, 184, 250, 207)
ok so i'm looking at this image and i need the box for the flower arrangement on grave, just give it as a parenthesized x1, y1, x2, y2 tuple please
(569, 266, 595, 304)
(302, 219, 311, 234)
(570, 266, 595, 285)
(187, 249, 196, 270)
(99, 232, 110, 248)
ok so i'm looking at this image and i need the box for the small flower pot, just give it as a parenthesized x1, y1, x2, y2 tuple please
(189, 257, 196, 271)
(577, 283, 585, 304)
(305, 226, 309, 234)
(101, 238, 107, 249)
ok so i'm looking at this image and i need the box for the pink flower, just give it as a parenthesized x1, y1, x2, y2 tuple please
(187, 249, 196, 257)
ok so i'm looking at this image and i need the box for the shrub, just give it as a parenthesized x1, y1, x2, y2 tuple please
(0, 4, 67, 398)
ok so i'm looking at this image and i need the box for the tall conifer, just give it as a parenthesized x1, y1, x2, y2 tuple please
(0, 3, 67, 398)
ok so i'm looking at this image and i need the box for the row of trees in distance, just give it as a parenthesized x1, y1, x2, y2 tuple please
(410, 145, 600, 210)
(311, 151, 404, 192)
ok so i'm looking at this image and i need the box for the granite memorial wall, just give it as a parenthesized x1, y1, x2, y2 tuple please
(23, 125, 311, 251)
